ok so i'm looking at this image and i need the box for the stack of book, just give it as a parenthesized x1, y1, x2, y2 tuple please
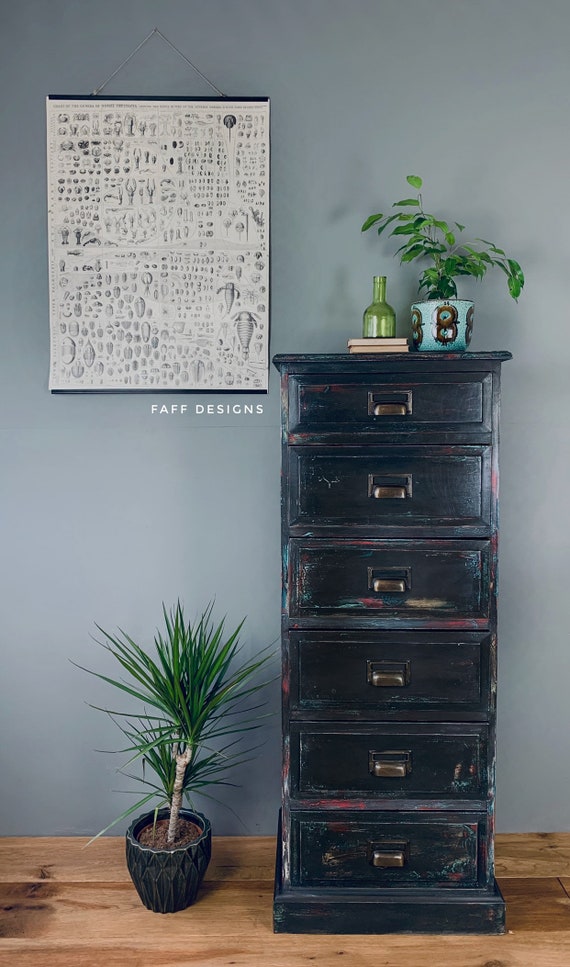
(347, 337, 409, 354)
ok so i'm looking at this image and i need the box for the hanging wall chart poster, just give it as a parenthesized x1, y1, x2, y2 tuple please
(46, 96, 270, 392)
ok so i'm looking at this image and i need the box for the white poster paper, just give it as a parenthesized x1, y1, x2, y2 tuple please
(46, 97, 270, 391)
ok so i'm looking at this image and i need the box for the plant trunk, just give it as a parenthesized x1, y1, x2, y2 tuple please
(167, 747, 192, 845)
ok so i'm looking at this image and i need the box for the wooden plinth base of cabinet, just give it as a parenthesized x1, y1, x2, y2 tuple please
(274, 880, 506, 935)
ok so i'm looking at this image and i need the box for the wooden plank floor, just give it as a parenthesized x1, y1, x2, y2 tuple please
(1, 833, 570, 966)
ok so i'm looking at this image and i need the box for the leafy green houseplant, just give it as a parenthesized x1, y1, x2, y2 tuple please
(361, 175, 524, 350)
(80, 601, 273, 913)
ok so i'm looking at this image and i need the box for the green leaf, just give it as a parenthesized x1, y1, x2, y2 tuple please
(361, 213, 384, 232)
(462, 246, 490, 262)
(85, 791, 160, 845)
(432, 218, 452, 237)
(392, 198, 420, 207)
(395, 240, 445, 258)
(390, 224, 420, 236)
(406, 175, 423, 189)
(477, 238, 506, 256)
(420, 273, 457, 299)
(421, 268, 442, 283)
(400, 246, 426, 263)
(508, 259, 525, 285)
(412, 216, 434, 230)
(455, 222, 466, 232)
(421, 242, 448, 255)
(375, 213, 401, 236)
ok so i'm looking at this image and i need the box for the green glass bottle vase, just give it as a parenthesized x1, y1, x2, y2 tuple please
(362, 276, 396, 338)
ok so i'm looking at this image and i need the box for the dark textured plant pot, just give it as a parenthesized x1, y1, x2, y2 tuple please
(411, 299, 474, 351)
(126, 808, 212, 913)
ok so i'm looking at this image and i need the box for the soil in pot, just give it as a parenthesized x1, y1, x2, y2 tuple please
(137, 817, 203, 850)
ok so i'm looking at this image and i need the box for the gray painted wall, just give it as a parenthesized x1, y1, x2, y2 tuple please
(0, 0, 568, 835)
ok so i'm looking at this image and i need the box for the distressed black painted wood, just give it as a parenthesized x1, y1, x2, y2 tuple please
(273, 352, 510, 934)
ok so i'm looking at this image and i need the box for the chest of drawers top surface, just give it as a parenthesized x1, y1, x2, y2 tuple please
(273, 353, 512, 364)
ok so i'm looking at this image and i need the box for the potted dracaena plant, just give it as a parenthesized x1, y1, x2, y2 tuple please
(361, 174, 524, 351)
(78, 601, 274, 914)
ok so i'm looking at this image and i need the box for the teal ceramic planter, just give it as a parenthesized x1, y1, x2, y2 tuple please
(411, 300, 474, 352)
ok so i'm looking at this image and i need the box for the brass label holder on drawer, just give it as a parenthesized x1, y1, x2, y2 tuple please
(367, 840, 409, 868)
(367, 659, 411, 688)
(369, 749, 412, 778)
(368, 473, 413, 501)
(368, 390, 412, 418)
(368, 566, 412, 594)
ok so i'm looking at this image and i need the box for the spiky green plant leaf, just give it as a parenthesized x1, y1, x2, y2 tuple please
(78, 602, 275, 843)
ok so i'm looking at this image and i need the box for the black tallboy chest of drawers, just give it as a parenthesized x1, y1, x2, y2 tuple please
(272, 352, 510, 934)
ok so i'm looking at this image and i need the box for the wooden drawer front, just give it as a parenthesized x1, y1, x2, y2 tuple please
(292, 812, 484, 888)
(289, 540, 490, 624)
(291, 724, 488, 800)
(289, 373, 492, 442)
(289, 631, 491, 718)
(289, 447, 490, 533)
(292, 632, 489, 716)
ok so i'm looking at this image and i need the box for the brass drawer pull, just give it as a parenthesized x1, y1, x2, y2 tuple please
(368, 841, 409, 869)
(373, 578, 406, 592)
(373, 403, 407, 417)
(372, 670, 404, 687)
(368, 390, 412, 419)
(367, 660, 411, 688)
(368, 474, 412, 501)
(369, 750, 412, 779)
(372, 485, 406, 499)
(368, 568, 411, 595)
(372, 850, 405, 868)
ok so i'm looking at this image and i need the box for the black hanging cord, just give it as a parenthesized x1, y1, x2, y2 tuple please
(91, 27, 225, 97)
